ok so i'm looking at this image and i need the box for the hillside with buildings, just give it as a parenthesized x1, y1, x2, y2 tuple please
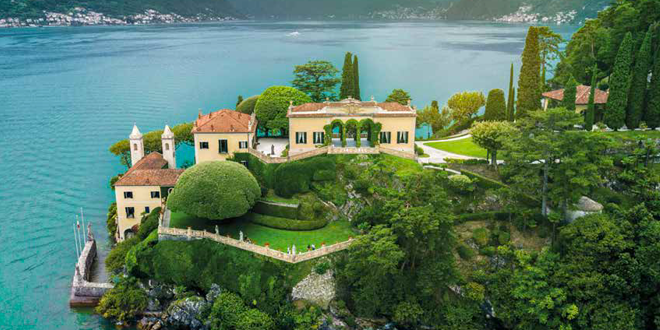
(0, 0, 609, 27)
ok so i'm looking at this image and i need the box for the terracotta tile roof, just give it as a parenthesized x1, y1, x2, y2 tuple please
(542, 85, 608, 105)
(114, 169, 184, 186)
(192, 109, 256, 133)
(114, 152, 184, 187)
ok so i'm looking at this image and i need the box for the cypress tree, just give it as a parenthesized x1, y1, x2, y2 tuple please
(431, 100, 439, 110)
(340, 52, 354, 100)
(605, 32, 634, 130)
(508, 88, 516, 121)
(627, 28, 653, 129)
(236, 95, 243, 108)
(563, 76, 577, 111)
(517, 27, 542, 118)
(484, 89, 507, 121)
(646, 48, 660, 129)
(353, 55, 361, 100)
(585, 65, 597, 131)
(507, 63, 515, 121)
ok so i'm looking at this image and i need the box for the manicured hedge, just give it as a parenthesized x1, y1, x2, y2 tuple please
(252, 201, 301, 220)
(273, 157, 336, 198)
(313, 170, 335, 181)
(236, 95, 259, 114)
(231, 153, 281, 189)
(246, 213, 328, 231)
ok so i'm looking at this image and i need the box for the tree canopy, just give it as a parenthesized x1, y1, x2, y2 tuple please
(605, 32, 634, 130)
(385, 89, 412, 105)
(167, 161, 261, 220)
(254, 86, 311, 135)
(471, 121, 515, 167)
(447, 91, 485, 123)
(236, 95, 260, 114)
(517, 26, 542, 117)
(291, 60, 340, 102)
(484, 89, 507, 121)
(340, 52, 354, 100)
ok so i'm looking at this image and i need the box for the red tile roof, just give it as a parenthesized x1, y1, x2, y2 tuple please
(542, 85, 609, 105)
(114, 152, 184, 187)
(192, 109, 256, 133)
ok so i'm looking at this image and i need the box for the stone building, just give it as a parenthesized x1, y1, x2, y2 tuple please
(192, 109, 258, 163)
(114, 125, 183, 240)
(287, 97, 417, 156)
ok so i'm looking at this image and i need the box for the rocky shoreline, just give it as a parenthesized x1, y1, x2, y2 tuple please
(0, 7, 237, 28)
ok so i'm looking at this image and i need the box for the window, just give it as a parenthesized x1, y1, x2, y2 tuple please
(219, 139, 228, 153)
(151, 191, 160, 199)
(296, 132, 307, 144)
(240, 160, 248, 167)
(133, 143, 138, 151)
(239, 141, 248, 149)
(199, 141, 209, 149)
(126, 207, 135, 218)
(124, 191, 133, 199)
(313, 132, 325, 144)
(165, 143, 170, 151)
(397, 131, 409, 144)
(380, 132, 391, 144)
(145, 206, 150, 214)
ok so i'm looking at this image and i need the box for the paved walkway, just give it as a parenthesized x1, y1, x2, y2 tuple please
(416, 134, 479, 164)
(256, 138, 288, 157)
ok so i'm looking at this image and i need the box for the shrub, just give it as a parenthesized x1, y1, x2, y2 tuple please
(448, 174, 475, 194)
(414, 144, 424, 156)
(313, 170, 335, 181)
(445, 158, 489, 165)
(209, 292, 247, 329)
(167, 161, 261, 220)
(457, 211, 509, 223)
(472, 228, 490, 247)
(252, 201, 300, 220)
(498, 231, 510, 245)
(273, 156, 336, 197)
(254, 86, 311, 134)
(137, 207, 161, 240)
(246, 213, 328, 231)
(353, 178, 371, 194)
(314, 261, 331, 275)
(235, 308, 275, 330)
(105, 237, 139, 274)
(96, 277, 148, 322)
(107, 202, 117, 239)
(236, 95, 260, 114)
(457, 243, 475, 260)
(230, 153, 281, 189)
(479, 246, 496, 256)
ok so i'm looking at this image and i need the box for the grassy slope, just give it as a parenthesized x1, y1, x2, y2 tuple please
(170, 211, 355, 252)
(426, 137, 488, 158)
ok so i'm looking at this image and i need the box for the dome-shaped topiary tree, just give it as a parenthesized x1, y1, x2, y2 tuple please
(236, 95, 260, 114)
(167, 161, 261, 220)
(254, 86, 311, 136)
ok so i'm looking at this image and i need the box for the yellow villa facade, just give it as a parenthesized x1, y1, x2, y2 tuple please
(192, 109, 257, 163)
(287, 97, 417, 156)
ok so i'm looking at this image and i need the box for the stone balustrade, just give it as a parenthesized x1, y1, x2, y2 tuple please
(246, 144, 416, 164)
(158, 225, 353, 264)
(327, 146, 379, 155)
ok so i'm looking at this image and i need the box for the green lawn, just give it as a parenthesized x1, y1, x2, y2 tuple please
(169, 211, 356, 252)
(377, 154, 423, 177)
(426, 137, 487, 158)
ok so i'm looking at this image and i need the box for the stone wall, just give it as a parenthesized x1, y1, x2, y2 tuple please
(247, 144, 416, 164)
(70, 226, 113, 307)
(327, 146, 379, 155)
(158, 226, 353, 264)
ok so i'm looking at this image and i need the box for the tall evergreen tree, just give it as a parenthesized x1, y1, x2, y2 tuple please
(236, 95, 243, 108)
(508, 88, 516, 122)
(646, 48, 660, 129)
(431, 100, 439, 110)
(627, 28, 653, 129)
(585, 65, 597, 131)
(340, 52, 354, 100)
(507, 63, 515, 121)
(562, 76, 577, 111)
(484, 89, 507, 121)
(517, 27, 542, 118)
(353, 55, 361, 100)
(605, 32, 634, 130)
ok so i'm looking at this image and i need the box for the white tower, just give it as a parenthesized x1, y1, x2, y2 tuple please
(129, 124, 144, 167)
(162, 125, 176, 169)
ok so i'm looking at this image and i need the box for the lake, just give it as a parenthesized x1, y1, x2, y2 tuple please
(0, 20, 577, 329)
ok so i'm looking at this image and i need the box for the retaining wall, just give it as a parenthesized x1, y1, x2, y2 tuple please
(158, 226, 352, 264)
(70, 227, 114, 307)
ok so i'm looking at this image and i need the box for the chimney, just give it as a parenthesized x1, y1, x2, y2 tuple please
(198, 109, 202, 119)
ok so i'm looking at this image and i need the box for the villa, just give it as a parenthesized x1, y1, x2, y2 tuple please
(114, 97, 417, 240)
(113, 125, 183, 240)
(542, 85, 609, 121)
(288, 97, 417, 156)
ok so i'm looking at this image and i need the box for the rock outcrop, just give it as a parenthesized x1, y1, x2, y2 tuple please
(291, 269, 336, 309)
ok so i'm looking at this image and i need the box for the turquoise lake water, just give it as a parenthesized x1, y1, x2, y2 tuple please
(0, 20, 577, 329)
